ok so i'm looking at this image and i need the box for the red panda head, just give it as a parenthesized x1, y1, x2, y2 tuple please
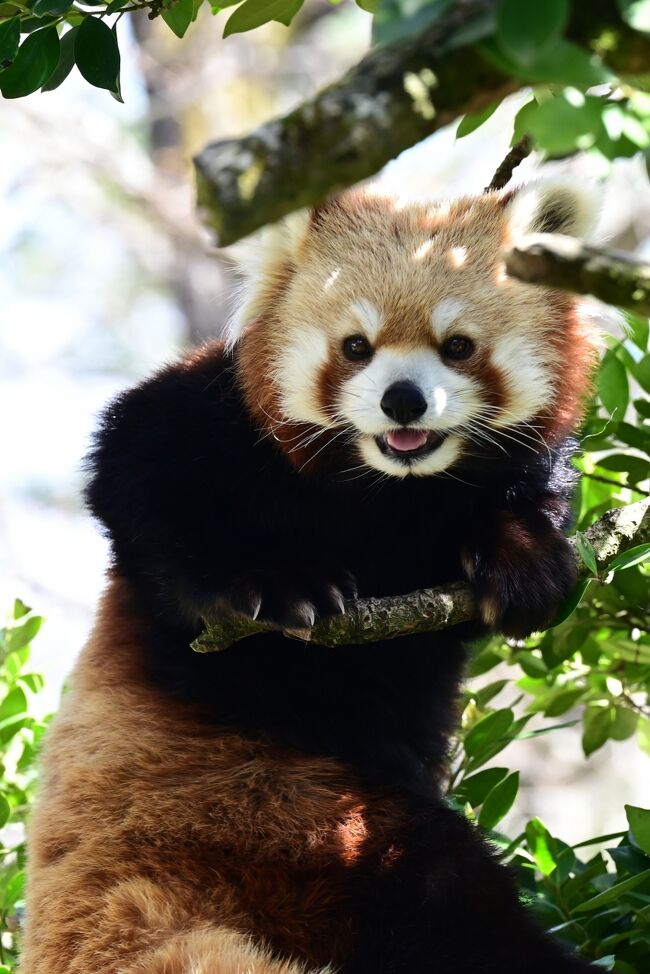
(230, 181, 600, 478)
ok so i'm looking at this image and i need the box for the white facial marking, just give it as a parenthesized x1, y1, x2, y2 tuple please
(350, 299, 383, 342)
(359, 435, 463, 478)
(413, 240, 435, 261)
(448, 246, 467, 268)
(324, 268, 341, 291)
(432, 386, 448, 416)
(431, 297, 466, 339)
(275, 326, 330, 427)
(491, 334, 554, 426)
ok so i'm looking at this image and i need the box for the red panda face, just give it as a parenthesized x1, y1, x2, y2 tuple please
(232, 182, 600, 478)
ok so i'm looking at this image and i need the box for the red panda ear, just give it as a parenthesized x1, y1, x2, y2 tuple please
(503, 177, 602, 241)
(226, 209, 311, 345)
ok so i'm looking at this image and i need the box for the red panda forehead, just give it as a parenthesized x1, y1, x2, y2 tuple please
(311, 192, 511, 258)
(302, 199, 512, 310)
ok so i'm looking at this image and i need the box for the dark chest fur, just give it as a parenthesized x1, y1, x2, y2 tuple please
(86, 346, 575, 794)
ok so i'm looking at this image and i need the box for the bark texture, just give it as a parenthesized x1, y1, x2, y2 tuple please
(192, 498, 650, 653)
(194, 0, 650, 245)
(506, 235, 650, 317)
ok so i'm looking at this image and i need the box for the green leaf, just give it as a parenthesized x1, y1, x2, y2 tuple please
(608, 544, 650, 572)
(13, 598, 30, 619)
(576, 534, 599, 576)
(162, 0, 195, 38)
(516, 650, 548, 679)
(223, 0, 304, 35)
(6, 615, 41, 653)
(598, 351, 629, 417)
(582, 706, 612, 757)
(0, 17, 20, 68)
(610, 706, 638, 741)
(633, 354, 650, 393)
(20, 672, 45, 694)
(597, 454, 649, 485)
(0, 794, 10, 830)
(478, 771, 519, 830)
(456, 101, 499, 138)
(480, 37, 611, 89)
(356, 0, 380, 10)
(526, 817, 557, 875)
(549, 578, 591, 628)
(0, 25, 59, 98)
(3, 870, 25, 907)
(615, 420, 650, 452)
(463, 708, 514, 757)
(512, 91, 605, 156)
(31, 0, 72, 14)
(75, 16, 120, 94)
(41, 24, 76, 91)
(635, 397, 650, 419)
(626, 805, 650, 855)
(0, 686, 27, 721)
(496, 0, 569, 66)
(573, 868, 650, 912)
(473, 679, 508, 707)
(544, 687, 585, 718)
(454, 767, 508, 807)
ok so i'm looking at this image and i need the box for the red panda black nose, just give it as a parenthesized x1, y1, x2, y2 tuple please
(380, 381, 428, 425)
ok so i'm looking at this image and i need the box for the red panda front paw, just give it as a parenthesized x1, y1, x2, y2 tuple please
(461, 520, 577, 639)
(226, 566, 358, 630)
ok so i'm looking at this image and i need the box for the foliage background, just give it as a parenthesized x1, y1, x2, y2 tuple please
(1, 0, 650, 970)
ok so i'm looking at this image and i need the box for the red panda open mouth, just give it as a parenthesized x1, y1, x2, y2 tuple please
(375, 429, 447, 460)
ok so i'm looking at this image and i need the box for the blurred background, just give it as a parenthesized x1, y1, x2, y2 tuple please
(1, 2, 648, 842)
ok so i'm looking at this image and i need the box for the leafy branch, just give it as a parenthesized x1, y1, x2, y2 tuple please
(192, 497, 650, 654)
(194, 0, 650, 245)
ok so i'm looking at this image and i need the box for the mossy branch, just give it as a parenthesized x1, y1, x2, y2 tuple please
(192, 498, 650, 654)
(194, 0, 650, 246)
(505, 235, 650, 317)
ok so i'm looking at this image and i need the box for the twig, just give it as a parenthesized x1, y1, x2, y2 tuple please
(192, 498, 650, 654)
(505, 235, 650, 317)
(484, 134, 533, 193)
(583, 472, 650, 498)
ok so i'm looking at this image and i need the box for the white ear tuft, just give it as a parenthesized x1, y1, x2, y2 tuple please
(505, 178, 602, 243)
(225, 209, 311, 347)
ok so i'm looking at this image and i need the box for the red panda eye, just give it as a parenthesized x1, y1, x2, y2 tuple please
(442, 335, 474, 360)
(343, 335, 373, 361)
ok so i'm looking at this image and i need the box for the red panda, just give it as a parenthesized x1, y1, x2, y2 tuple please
(21, 181, 600, 974)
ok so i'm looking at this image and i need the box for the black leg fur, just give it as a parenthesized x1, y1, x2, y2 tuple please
(353, 800, 592, 974)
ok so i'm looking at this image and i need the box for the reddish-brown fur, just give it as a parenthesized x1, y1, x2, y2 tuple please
(22, 579, 411, 974)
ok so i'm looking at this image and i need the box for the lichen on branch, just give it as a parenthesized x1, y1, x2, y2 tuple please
(192, 498, 650, 654)
(505, 235, 650, 317)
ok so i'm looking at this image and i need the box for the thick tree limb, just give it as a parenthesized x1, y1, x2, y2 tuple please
(506, 235, 650, 317)
(192, 498, 650, 654)
(194, 0, 650, 246)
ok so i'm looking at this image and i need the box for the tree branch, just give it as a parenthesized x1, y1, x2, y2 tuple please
(505, 235, 650, 317)
(192, 498, 650, 654)
(194, 0, 650, 246)
(484, 134, 532, 192)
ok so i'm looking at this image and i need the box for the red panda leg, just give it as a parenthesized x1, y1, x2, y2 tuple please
(120, 928, 328, 974)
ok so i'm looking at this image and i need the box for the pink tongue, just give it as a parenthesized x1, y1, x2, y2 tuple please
(386, 429, 428, 452)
